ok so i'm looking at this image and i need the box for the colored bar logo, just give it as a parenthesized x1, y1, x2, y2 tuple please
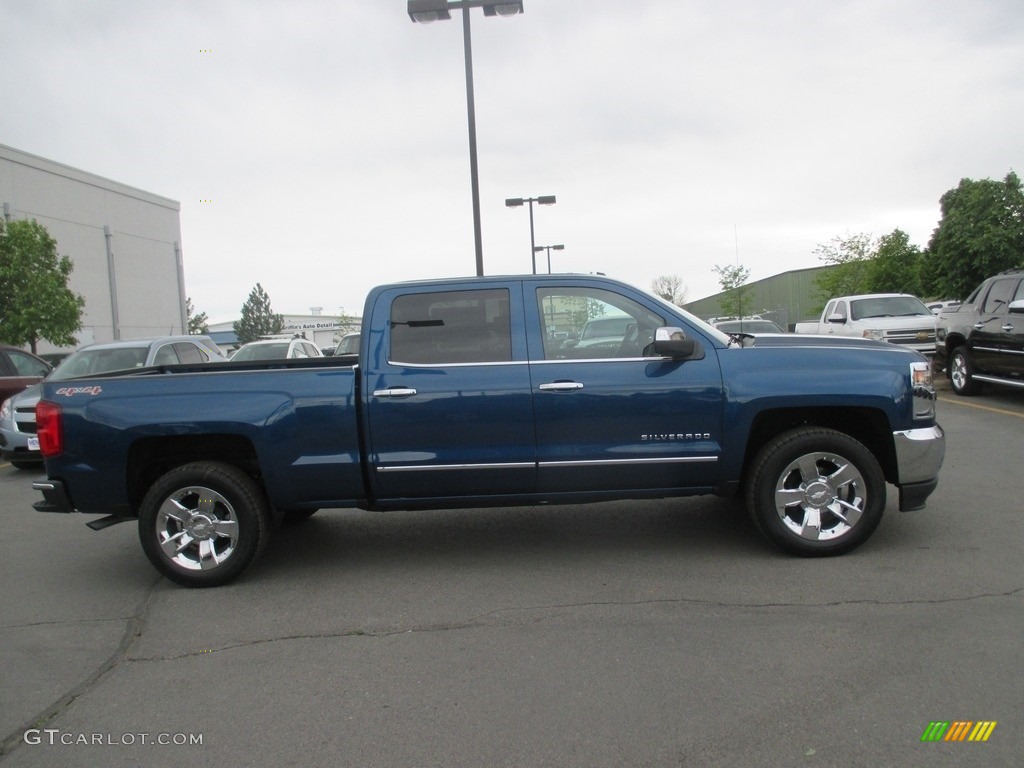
(921, 721, 997, 742)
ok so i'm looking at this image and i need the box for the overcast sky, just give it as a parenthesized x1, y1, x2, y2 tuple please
(3, 0, 1023, 322)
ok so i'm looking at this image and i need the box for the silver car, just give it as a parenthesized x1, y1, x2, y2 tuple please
(0, 335, 227, 469)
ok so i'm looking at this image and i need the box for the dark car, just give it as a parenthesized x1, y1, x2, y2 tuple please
(936, 269, 1024, 395)
(0, 345, 50, 403)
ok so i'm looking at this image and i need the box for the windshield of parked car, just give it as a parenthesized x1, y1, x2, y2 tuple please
(231, 342, 290, 361)
(49, 347, 149, 380)
(714, 320, 783, 334)
(850, 296, 931, 320)
(579, 315, 634, 340)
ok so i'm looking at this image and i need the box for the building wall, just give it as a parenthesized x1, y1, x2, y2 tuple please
(683, 265, 837, 330)
(0, 143, 186, 352)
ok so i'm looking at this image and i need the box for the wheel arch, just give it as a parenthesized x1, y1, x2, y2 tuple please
(127, 434, 262, 514)
(741, 407, 897, 487)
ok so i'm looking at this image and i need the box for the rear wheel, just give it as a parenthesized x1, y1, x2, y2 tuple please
(949, 345, 982, 396)
(746, 427, 885, 556)
(138, 461, 271, 587)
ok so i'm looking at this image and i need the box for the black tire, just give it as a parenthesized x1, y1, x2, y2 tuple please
(746, 427, 885, 557)
(138, 461, 271, 587)
(949, 345, 982, 396)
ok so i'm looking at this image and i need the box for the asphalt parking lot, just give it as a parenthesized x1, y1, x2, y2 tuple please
(1, 386, 1021, 767)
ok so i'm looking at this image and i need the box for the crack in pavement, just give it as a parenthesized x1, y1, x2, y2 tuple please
(0, 574, 162, 760)
(123, 584, 1024, 663)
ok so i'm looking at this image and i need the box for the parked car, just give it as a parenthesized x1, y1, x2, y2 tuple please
(713, 319, 785, 334)
(335, 332, 360, 356)
(935, 269, 1024, 395)
(0, 345, 51, 404)
(230, 337, 323, 361)
(794, 293, 936, 355)
(926, 300, 961, 315)
(1, 335, 227, 468)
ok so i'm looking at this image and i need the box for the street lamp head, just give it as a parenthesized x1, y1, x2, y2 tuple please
(483, 1, 524, 17)
(552, 244, 564, 251)
(408, 0, 452, 23)
(533, 246, 544, 253)
(538, 195, 556, 205)
(505, 197, 524, 207)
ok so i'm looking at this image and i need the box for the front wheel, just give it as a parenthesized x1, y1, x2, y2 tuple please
(949, 345, 982, 396)
(138, 461, 271, 587)
(746, 427, 885, 557)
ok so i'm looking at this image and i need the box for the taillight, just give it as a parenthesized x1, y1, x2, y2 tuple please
(35, 401, 63, 457)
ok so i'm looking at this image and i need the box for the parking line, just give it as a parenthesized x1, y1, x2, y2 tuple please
(938, 394, 1024, 420)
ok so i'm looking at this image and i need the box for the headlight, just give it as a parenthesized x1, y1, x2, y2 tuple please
(863, 329, 886, 341)
(0, 398, 10, 422)
(910, 361, 936, 420)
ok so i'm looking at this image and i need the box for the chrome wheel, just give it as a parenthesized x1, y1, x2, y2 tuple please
(139, 462, 270, 587)
(773, 451, 866, 541)
(747, 427, 885, 556)
(155, 485, 240, 571)
(950, 346, 981, 396)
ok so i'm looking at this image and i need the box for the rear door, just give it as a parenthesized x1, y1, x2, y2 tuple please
(525, 279, 725, 495)
(365, 283, 537, 501)
(971, 277, 1021, 373)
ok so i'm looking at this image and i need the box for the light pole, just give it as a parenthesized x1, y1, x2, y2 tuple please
(408, 0, 524, 277)
(533, 243, 564, 274)
(505, 195, 555, 274)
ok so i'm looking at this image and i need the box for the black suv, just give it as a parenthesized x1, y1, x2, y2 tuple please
(935, 269, 1024, 395)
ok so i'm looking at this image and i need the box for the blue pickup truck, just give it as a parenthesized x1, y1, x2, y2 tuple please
(32, 274, 945, 587)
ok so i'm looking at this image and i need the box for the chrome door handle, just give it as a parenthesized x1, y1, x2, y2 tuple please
(373, 387, 417, 398)
(1002, 324, 1014, 332)
(974, 322, 986, 329)
(539, 382, 584, 392)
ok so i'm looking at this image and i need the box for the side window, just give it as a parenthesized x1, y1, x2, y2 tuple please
(1014, 279, 1024, 303)
(390, 289, 512, 365)
(8, 351, 49, 377)
(303, 343, 320, 357)
(174, 343, 204, 364)
(824, 300, 837, 319)
(152, 344, 179, 365)
(982, 279, 1017, 314)
(536, 287, 664, 360)
(291, 343, 308, 359)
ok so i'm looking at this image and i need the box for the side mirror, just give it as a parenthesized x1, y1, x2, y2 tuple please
(826, 313, 846, 324)
(1009, 299, 1024, 315)
(652, 327, 703, 360)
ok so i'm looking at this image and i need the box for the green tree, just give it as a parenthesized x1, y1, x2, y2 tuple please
(650, 275, 687, 306)
(812, 232, 874, 302)
(866, 229, 923, 295)
(923, 171, 1024, 299)
(233, 283, 284, 344)
(712, 263, 751, 318)
(0, 219, 84, 353)
(186, 297, 209, 335)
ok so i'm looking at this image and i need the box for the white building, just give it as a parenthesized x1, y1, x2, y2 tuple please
(0, 143, 186, 353)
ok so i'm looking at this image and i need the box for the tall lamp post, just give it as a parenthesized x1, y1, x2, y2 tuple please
(533, 243, 564, 274)
(408, 0, 524, 277)
(505, 195, 555, 274)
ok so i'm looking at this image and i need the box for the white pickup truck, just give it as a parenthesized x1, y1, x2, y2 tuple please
(794, 293, 937, 355)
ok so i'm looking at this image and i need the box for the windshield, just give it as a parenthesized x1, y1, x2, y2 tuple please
(232, 342, 290, 361)
(851, 296, 931, 320)
(715, 320, 783, 334)
(50, 347, 149, 380)
(580, 315, 634, 340)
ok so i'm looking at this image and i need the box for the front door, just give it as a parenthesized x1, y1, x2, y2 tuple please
(526, 280, 724, 495)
